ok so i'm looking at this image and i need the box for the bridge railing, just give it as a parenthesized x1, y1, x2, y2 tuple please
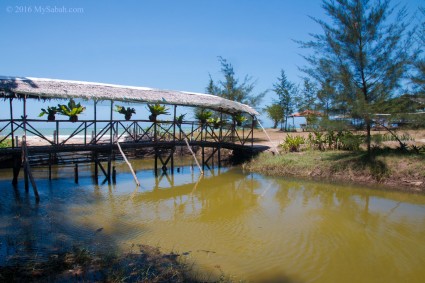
(0, 118, 255, 149)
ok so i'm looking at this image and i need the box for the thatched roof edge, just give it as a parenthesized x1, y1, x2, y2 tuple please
(0, 76, 259, 115)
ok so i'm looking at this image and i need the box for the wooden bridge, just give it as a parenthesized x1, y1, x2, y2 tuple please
(0, 76, 263, 202)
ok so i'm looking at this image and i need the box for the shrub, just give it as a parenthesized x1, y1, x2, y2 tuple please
(0, 138, 12, 148)
(307, 131, 326, 151)
(339, 132, 364, 151)
(280, 135, 305, 152)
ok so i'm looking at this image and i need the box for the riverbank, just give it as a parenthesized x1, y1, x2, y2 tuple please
(0, 245, 196, 282)
(244, 150, 425, 193)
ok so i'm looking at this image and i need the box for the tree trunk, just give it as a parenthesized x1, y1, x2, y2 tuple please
(366, 119, 371, 155)
(284, 116, 288, 132)
(273, 120, 278, 129)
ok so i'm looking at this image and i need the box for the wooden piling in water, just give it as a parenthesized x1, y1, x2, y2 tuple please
(74, 163, 79, 184)
(112, 166, 116, 184)
(94, 153, 99, 184)
(12, 156, 21, 187)
(48, 153, 52, 180)
(107, 155, 112, 184)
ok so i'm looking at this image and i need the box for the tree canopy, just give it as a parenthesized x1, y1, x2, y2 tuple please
(208, 57, 266, 108)
(299, 0, 415, 153)
(273, 70, 298, 130)
(264, 103, 284, 129)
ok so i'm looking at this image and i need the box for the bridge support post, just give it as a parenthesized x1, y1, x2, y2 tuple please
(94, 152, 99, 184)
(112, 166, 116, 184)
(107, 155, 112, 184)
(48, 153, 52, 180)
(170, 149, 174, 174)
(74, 163, 79, 184)
(202, 146, 205, 171)
(12, 155, 21, 187)
(154, 148, 158, 177)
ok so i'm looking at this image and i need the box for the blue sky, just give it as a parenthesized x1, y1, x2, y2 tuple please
(0, 0, 422, 124)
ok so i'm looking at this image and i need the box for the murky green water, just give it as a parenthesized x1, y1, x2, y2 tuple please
(1, 159, 425, 282)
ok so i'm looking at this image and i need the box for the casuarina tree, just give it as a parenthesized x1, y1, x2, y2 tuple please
(273, 70, 298, 131)
(299, 0, 414, 154)
(208, 57, 266, 108)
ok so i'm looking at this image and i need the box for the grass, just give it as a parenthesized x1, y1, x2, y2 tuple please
(0, 138, 12, 148)
(0, 244, 239, 283)
(0, 245, 194, 283)
(244, 149, 425, 192)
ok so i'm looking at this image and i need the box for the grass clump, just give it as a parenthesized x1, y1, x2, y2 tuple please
(244, 149, 425, 191)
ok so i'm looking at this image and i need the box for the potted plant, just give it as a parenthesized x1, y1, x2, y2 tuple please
(38, 106, 58, 121)
(175, 113, 186, 125)
(233, 113, 247, 126)
(115, 105, 136, 121)
(208, 117, 226, 129)
(195, 109, 213, 125)
(57, 99, 86, 122)
(147, 104, 169, 122)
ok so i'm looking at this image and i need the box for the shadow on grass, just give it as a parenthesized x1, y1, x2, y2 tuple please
(323, 150, 400, 181)
(325, 147, 424, 181)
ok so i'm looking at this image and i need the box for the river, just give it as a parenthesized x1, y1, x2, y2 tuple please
(1, 159, 425, 282)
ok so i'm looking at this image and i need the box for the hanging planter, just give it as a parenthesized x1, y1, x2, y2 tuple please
(195, 109, 213, 125)
(233, 113, 247, 127)
(175, 113, 186, 125)
(208, 117, 226, 129)
(115, 105, 136, 121)
(149, 114, 156, 122)
(147, 104, 169, 122)
(57, 99, 86, 123)
(38, 106, 58, 121)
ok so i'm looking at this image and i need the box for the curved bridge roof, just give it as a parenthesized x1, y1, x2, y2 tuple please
(0, 76, 259, 115)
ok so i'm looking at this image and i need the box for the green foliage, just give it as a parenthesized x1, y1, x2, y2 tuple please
(195, 109, 213, 123)
(233, 113, 247, 126)
(38, 106, 58, 117)
(57, 99, 85, 121)
(305, 114, 318, 126)
(298, 78, 317, 112)
(319, 118, 350, 132)
(175, 113, 186, 124)
(372, 133, 414, 145)
(307, 131, 326, 151)
(392, 113, 425, 129)
(317, 78, 337, 115)
(306, 129, 364, 151)
(273, 70, 298, 130)
(207, 57, 266, 106)
(264, 103, 284, 129)
(207, 117, 226, 129)
(147, 104, 169, 116)
(115, 105, 136, 120)
(339, 132, 364, 151)
(280, 135, 305, 152)
(0, 138, 12, 148)
(115, 105, 136, 115)
(412, 7, 425, 95)
(299, 0, 414, 153)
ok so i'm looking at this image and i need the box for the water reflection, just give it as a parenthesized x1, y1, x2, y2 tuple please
(0, 162, 425, 282)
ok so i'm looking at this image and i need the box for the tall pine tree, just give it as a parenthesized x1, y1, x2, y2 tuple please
(209, 57, 266, 107)
(299, 0, 414, 154)
(273, 70, 298, 131)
